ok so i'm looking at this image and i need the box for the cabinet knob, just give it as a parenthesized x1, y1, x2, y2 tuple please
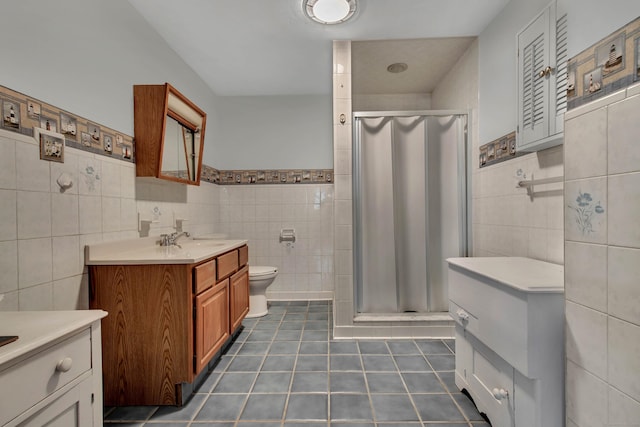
(456, 309, 469, 322)
(538, 66, 554, 78)
(56, 357, 73, 373)
(492, 388, 509, 400)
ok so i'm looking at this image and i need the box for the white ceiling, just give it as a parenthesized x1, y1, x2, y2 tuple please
(128, 0, 510, 97)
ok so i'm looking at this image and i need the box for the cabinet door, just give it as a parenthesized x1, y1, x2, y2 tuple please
(16, 378, 93, 427)
(229, 266, 249, 333)
(518, 7, 551, 147)
(195, 279, 230, 375)
(517, 3, 567, 152)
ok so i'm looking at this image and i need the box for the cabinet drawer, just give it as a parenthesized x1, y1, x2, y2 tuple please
(217, 250, 239, 280)
(0, 328, 91, 426)
(239, 245, 248, 267)
(194, 259, 216, 294)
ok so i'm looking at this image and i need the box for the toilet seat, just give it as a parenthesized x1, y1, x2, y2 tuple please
(249, 266, 278, 277)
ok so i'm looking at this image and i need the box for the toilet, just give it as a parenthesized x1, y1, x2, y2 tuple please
(246, 266, 278, 318)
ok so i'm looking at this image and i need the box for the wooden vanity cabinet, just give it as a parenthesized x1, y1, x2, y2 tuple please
(89, 244, 249, 406)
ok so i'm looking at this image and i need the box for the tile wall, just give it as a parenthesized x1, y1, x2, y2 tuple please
(564, 84, 640, 426)
(0, 129, 219, 311)
(217, 185, 334, 301)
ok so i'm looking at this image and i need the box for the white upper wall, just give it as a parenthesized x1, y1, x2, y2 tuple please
(214, 95, 333, 170)
(479, 0, 640, 144)
(0, 0, 219, 142)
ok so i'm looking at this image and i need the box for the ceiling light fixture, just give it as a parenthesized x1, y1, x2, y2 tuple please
(387, 62, 408, 73)
(303, 0, 357, 25)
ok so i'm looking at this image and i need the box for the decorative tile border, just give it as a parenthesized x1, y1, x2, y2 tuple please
(567, 16, 640, 110)
(478, 131, 525, 168)
(0, 85, 134, 162)
(200, 165, 333, 185)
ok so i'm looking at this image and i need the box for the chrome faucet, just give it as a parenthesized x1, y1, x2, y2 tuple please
(159, 231, 191, 247)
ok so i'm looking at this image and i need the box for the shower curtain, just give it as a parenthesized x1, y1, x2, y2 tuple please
(355, 113, 467, 314)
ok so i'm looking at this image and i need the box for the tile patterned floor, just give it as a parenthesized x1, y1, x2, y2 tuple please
(104, 301, 489, 427)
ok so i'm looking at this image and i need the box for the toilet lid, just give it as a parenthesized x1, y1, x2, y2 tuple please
(249, 266, 278, 277)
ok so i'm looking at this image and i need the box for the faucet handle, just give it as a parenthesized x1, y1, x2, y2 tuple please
(159, 234, 171, 246)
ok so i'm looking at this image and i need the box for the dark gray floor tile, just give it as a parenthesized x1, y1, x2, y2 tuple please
(358, 341, 389, 354)
(270, 341, 300, 354)
(412, 394, 466, 422)
(452, 393, 486, 421)
(393, 355, 431, 371)
(269, 301, 289, 306)
(280, 322, 304, 330)
(212, 355, 232, 372)
(286, 394, 328, 421)
(437, 372, 458, 393)
(238, 342, 271, 355)
(289, 301, 309, 306)
(377, 423, 422, 427)
(330, 355, 362, 371)
(370, 394, 419, 422)
(300, 341, 328, 354)
(246, 330, 276, 342)
(330, 393, 373, 421)
(302, 330, 329, 341)
(366, 372, 407, 393)
(296, 355, 328, 371)
(241, 319, 259, 328)
(261, 312, 285, 321)
(227, 356, 264, 372)
(415, 340, 452, 355)
(286, 423, 327, 427)
(150, 394, 206, 421)
(291, 371, 329, 392)
(307, 312, 329, 320)
(387, 341, 420, 355)
(225, 340, 243, 355)
(240, 394, 287, 421)
(285, 313, 306, 321)
(275, 329, 303, 341)
(361, 355, 397, 372)
(262, 355, 297, 371)
(197, 372, 221, 393)
(190, 424, 234, 427)
(103, 423, 142, 427)
(330, 424, 374, 427)
(305, 321, 328, 331)
(105, 406, 157, 421)
(142, 423, 187, 427)
(253, 321, 283, 330)
(237, 423, 281, 427)
(330, 341, 359, 354)
(214, 372, 257, 393)
(252, 372, 292, 393)
(426, 355, 455, 371)
(330, 371, 367, 393)
(423, 424, 469, 427)
(194, 394, 247, 421)
(401, 372, 446, 393)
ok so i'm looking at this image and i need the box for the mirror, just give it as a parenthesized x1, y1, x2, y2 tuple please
(133, 83, 207, 185)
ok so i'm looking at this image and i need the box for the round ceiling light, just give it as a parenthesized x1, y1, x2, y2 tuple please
(387, 62, 408, 73)
(304, 0, 357, 25)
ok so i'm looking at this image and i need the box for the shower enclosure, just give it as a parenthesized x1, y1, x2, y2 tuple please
(353, 111, 469, 315)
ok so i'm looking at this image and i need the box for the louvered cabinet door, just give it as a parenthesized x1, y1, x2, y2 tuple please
(516, 2, 567, 152)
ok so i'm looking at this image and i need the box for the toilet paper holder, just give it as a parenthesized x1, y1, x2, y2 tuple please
(279, 228, 296, 243)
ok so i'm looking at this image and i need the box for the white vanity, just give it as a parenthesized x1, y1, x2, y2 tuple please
(0, 310, 107, 427)
(447, 257, 564, 427)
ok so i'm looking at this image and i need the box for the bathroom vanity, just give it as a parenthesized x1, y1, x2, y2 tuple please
(0, 310, 107, 427)
(447, 257, 564, 427)
(86, 237, 249, 406)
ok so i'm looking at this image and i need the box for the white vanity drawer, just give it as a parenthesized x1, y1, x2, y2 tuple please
(449, 300, 479, 337)
(0, 328, 91, 426)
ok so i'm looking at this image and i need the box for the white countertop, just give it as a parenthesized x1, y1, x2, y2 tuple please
(0, 310, 107, 366)
(85, 236, 248, 265)
(446, 257, 564, 293)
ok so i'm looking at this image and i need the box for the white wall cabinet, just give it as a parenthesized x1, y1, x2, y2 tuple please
(0, 311, 107, 427)
(447, 257, 564, 427)
(517, 1, 567, 152)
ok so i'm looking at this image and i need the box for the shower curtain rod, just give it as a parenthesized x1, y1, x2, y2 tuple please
(353, 109, 468, 118)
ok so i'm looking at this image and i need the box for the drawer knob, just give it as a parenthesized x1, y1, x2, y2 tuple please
(456, 309, 469, 322)
(492, 388, 509, 400)
(56, 357, 73, 373)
